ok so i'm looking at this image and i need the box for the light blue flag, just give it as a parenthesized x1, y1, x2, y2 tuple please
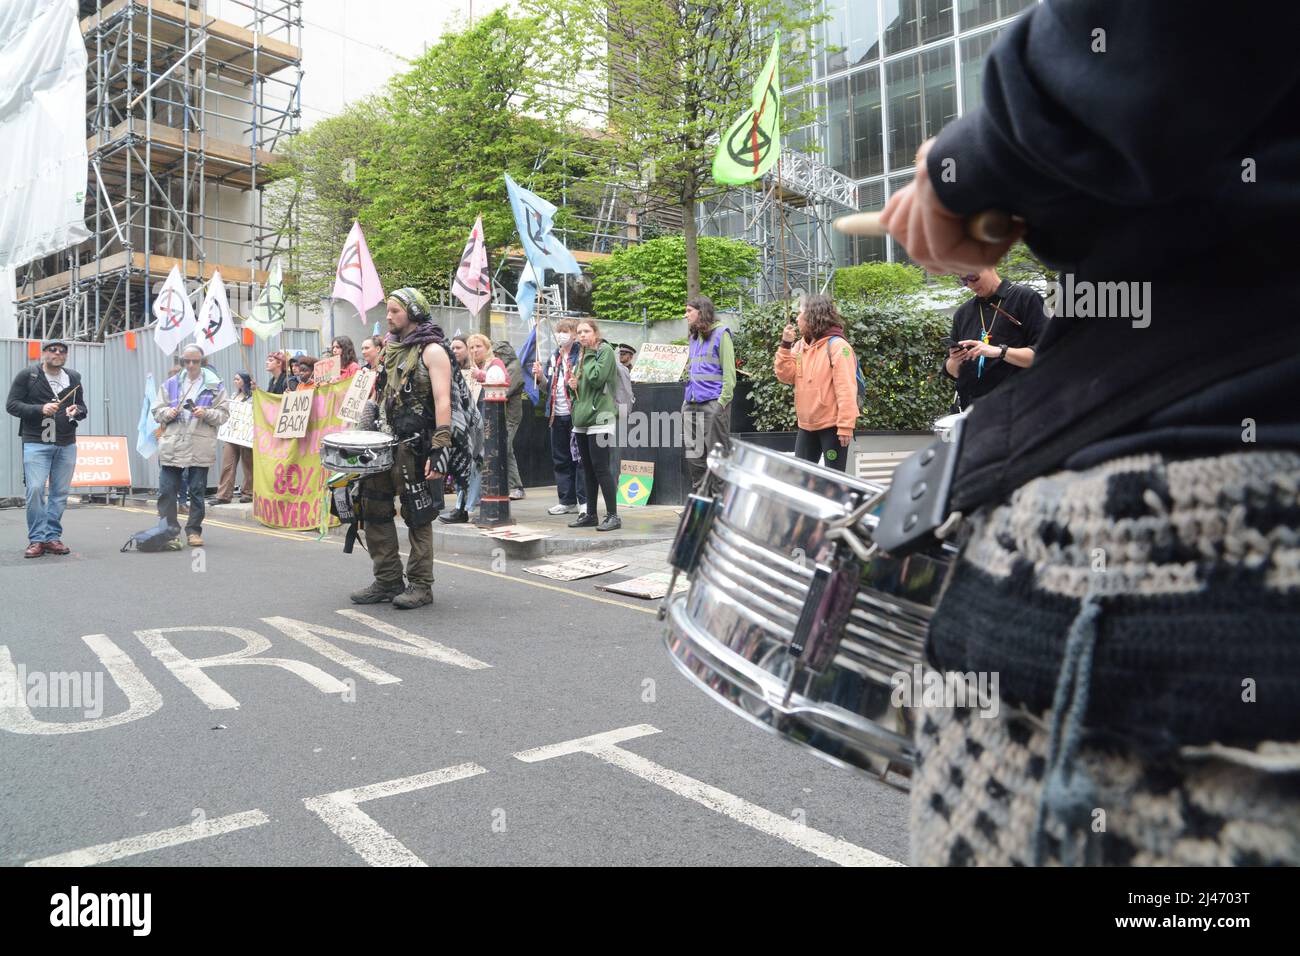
(504, 173, 582, 279)
(516, 260, 539, 327)
(136, 373, 159, 459)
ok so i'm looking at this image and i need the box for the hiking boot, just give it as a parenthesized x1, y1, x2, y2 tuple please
(350, 580, 405, 604)
(43, 540, 71, 555)
(24, 542, 44, 558)
(392, 586, 433, 610)
(548, 503, 578, 515)
(438, 508, 469, 524)
(596, 514, 622, 532)
(568, 513, 599, 528)
(187, 532, 204, 547)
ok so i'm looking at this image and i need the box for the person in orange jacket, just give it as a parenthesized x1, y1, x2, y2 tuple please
(773, 294, 858, 472)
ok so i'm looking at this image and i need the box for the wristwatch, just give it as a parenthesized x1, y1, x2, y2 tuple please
(998, 343, 1009, 361)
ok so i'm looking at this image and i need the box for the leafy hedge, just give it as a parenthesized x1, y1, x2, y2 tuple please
(589, 236, 759, 325)
(833, 262, 926, 301)
(735, 298, 953, 432)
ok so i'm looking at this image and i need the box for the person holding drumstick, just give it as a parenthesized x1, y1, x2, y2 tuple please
(773, 294, 858, 472)
(863, 0, 1300, 866)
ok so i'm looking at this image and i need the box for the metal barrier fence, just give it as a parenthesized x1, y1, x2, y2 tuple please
(1, 329, 319, 498)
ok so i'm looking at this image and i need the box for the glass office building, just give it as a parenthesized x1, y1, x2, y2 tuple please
(790, 0, 1038, 266)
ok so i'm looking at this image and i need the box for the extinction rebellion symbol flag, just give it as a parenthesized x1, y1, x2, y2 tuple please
(712, 33, 782, 186)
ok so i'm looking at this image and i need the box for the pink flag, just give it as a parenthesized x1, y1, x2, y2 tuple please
(332, 220, 385, 318)
(451, 215, 492, 314)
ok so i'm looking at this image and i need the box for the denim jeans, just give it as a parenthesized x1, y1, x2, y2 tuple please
(22, 441, 78, 543)
(456, 462, 482, 514)
(159, 465, 209, 534)
(549, 414, 586, 506)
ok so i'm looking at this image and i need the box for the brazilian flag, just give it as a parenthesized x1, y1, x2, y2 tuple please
(712, 34, 782, 186)
(617, 473, 654, 507)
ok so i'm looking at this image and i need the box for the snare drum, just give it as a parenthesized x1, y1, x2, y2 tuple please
(321, 430, 397, 476)
(662, 440, 956, 779)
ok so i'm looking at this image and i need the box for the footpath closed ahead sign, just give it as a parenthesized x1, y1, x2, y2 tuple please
(72, 436, 132, 487)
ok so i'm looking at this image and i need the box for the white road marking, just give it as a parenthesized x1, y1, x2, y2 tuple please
(0, 634, 162, 735)
(25, 810, 270, 867)
(135, 626, 349, 710)
(264, 610, 491, 681)
(303, 763, 488, 867)
(515, 725, 902, 867)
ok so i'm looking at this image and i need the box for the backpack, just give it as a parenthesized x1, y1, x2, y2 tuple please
(611, 359, 636, 407)
(120, 520, 181, 553)
(827, 336, 867, 416)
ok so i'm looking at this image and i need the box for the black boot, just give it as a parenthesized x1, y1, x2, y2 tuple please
(438, 508, 469, 524)
(568, 513, 599, 528)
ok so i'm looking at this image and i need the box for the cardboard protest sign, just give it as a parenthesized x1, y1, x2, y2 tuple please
(312, 356, 340, 383)
(251, 382, 351, 530)
(338, 368, 376, 424)
(597, 571, 691, 600)
(71, 436, 132, 487)
(478, 525, 546, 543)
(616, 460, 654, 507)
(217, 400, 254, 449)
(273, 390, 313, 440)
(523, 558, 627, 581)
(630, 343, 689, 383)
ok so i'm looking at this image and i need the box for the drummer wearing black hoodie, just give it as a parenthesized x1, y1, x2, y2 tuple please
(873, 0, 1300, 866)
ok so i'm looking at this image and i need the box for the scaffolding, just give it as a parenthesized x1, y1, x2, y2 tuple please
(15, 0, 303, 342)
(700, 146, 859, 303)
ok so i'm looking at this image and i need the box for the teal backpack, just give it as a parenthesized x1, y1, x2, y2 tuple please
(827, 336, 867, 415)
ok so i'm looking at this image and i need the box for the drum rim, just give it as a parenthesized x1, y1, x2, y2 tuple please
(664, 591, 917, 776)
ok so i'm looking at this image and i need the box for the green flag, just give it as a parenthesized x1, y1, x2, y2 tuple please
(712, 33, 782, 186)
(244, 258, 286, 340)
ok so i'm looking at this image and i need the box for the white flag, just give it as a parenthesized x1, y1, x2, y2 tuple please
(194, 270, 238, 355)
(152, 264, 196, 356)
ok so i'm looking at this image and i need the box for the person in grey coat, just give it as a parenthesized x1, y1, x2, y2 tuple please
(151, 344, 230, 546)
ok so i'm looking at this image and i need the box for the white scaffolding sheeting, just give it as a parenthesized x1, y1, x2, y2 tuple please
(0, 0, 90, 268)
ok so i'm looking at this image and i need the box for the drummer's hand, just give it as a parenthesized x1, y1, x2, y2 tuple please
(780, 324, 797, 344)
(878, 139, 1021, 275)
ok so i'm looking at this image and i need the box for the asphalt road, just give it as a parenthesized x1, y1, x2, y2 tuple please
(0, 503, 909, 866)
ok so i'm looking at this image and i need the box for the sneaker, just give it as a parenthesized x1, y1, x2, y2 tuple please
(187, 532, 204, 547)
(568, 513, 599, 528)
(596, 514, 622, 532)
(350, 580, 405, 604)
(392, 586, 433, 610)
(509, 487, 526, 500)
(43, 539, 71, 555)
(438, 508, 469, 523)
(24, 542, 44, 558)
(548, 503, 578, 515)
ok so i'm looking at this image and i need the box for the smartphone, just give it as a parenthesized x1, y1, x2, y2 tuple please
(942, 337, 967, 351)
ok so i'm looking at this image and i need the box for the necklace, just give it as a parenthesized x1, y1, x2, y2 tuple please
(977, 300, 998, 379)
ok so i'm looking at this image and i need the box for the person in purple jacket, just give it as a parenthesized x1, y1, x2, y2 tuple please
(680, 296, 735, 493)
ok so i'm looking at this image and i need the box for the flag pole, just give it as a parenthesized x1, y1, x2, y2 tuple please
(777, 156, 790, 305)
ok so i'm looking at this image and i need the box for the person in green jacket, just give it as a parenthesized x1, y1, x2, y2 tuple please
(565, 318, 621, 531)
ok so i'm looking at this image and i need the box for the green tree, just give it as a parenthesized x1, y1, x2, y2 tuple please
(527, 0, 823, 298)
(589, 235, 758, 324)
(268, 11, 601, 328)
(833, 262, 926, 302)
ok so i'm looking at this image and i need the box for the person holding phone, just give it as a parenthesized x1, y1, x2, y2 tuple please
(943, 267, 1046, 412)
(773, 295, 858, 472)
(151, 344, 230, 547)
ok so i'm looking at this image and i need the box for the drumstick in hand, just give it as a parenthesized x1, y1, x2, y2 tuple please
(833, 209, 1022, 244)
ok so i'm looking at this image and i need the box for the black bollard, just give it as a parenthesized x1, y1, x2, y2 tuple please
(477, 381, 514, 527)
